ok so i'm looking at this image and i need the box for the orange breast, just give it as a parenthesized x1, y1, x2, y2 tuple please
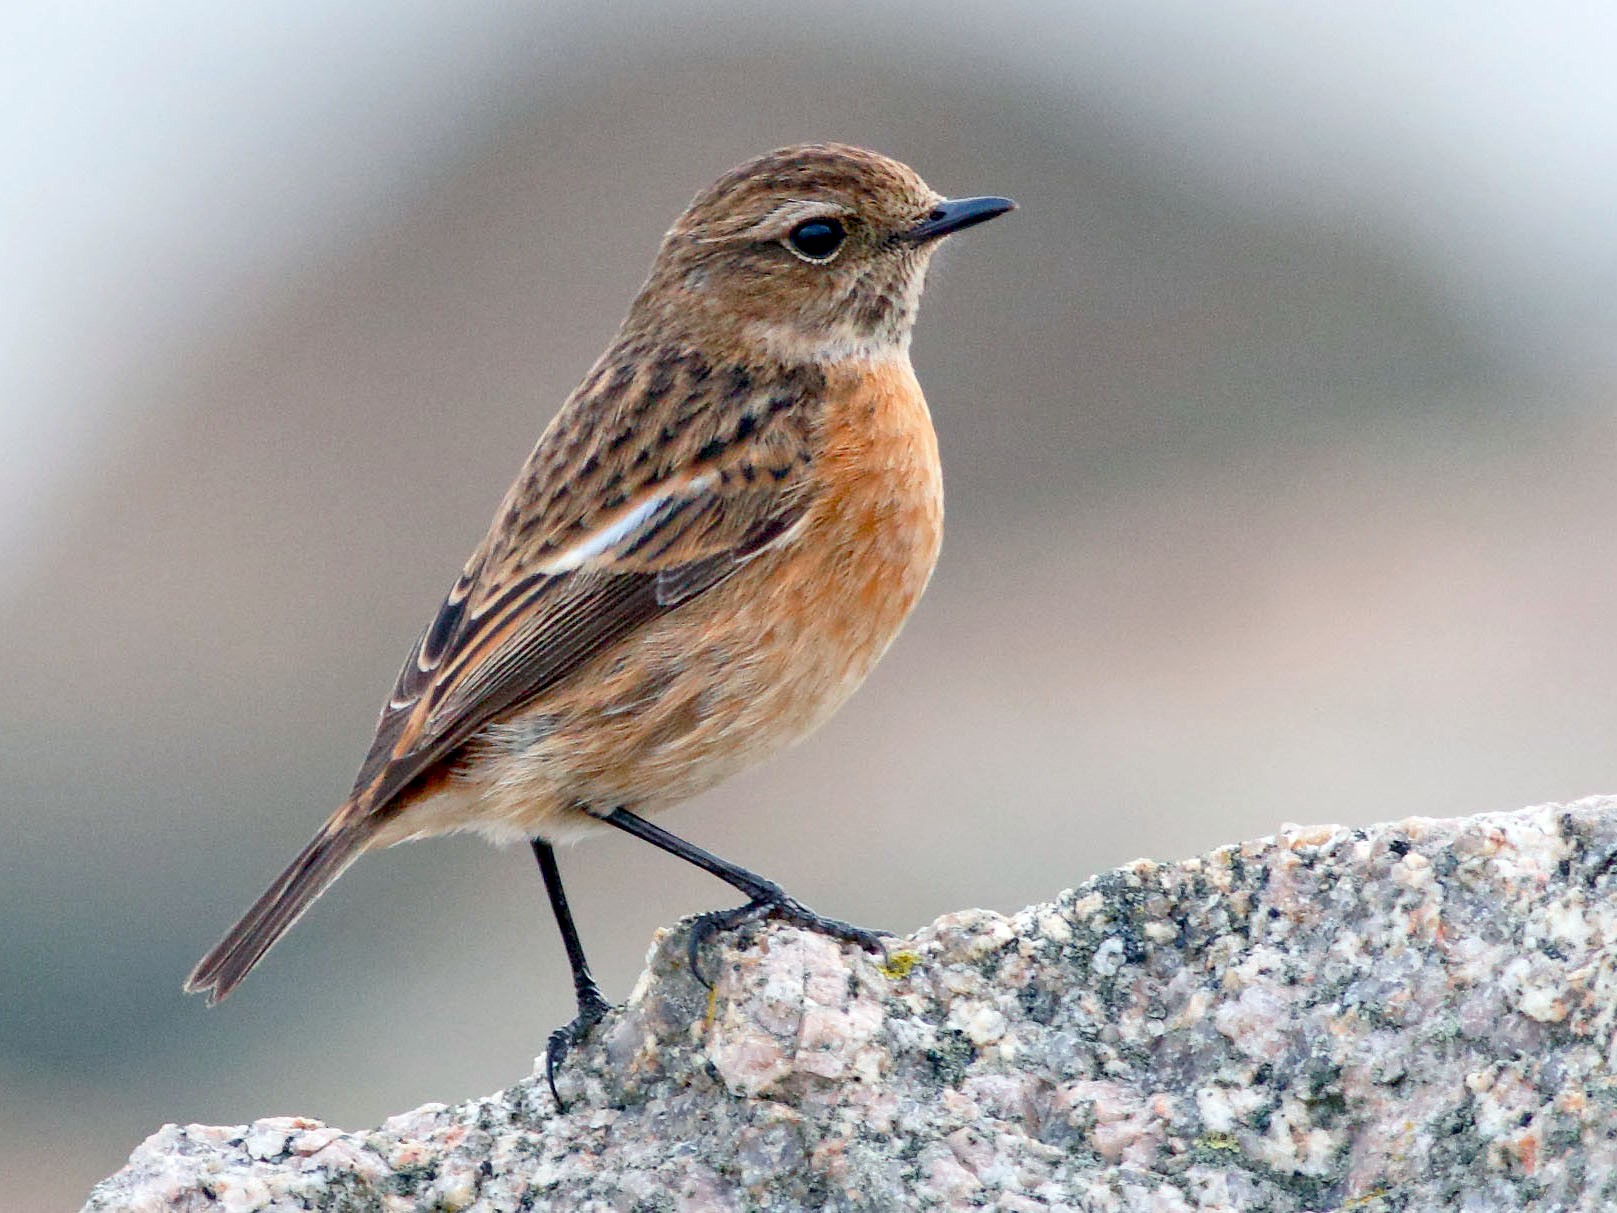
(796, 356, 944, 665)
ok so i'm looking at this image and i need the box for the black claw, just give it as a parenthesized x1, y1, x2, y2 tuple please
(686, 897, 767, 986)
(684, 894, 889, 986)
(545, 985, 613, 1110)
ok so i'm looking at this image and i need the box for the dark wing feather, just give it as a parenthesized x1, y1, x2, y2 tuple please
(352, 569, 660, 810)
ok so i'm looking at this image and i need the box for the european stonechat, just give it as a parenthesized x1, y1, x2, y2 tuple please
(185, 143, 1014, 1092)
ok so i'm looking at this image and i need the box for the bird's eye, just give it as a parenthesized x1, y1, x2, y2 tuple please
(785, 217, 846, 263)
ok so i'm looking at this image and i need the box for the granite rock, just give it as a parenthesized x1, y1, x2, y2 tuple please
(84, 797, 1617, 1211)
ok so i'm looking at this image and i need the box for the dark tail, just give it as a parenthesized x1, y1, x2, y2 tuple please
(184, 808, 373, 1004)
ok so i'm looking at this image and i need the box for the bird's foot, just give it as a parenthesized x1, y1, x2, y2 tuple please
(686, 890, 889, 986)
(545, 983, 614, 1109)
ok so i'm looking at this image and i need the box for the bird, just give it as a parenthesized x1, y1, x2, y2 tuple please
(185, 143, 1014, 1094)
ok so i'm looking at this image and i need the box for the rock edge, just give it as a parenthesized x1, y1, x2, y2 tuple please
(85, 798, 1617, 1211)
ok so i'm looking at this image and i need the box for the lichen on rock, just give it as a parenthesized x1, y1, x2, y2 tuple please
(84, 797, 1617, 1211)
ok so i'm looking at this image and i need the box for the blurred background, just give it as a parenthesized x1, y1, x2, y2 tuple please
(8, 2, 1617, 1206)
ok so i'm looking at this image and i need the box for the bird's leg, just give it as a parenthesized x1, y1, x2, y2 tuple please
(599, 807, 888, 986)
(531, 839, 612, 1108)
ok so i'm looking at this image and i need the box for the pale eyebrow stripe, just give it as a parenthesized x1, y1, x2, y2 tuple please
(694, 199, 855, 244)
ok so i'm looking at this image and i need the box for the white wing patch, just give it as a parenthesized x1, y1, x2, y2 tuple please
(535, 472, 718, 575)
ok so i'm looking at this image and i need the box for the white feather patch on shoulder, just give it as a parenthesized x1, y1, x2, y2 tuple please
(534, 472, 718, 574)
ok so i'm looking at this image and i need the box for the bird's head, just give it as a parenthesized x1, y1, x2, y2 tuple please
(631, 143, 1014, 363)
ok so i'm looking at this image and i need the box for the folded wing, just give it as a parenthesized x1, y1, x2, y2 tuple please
(350, 364, 819, 817)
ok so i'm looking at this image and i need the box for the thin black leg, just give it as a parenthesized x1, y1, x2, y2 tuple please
(599, 807, 887, 985)
(532, 839, 611, 1107)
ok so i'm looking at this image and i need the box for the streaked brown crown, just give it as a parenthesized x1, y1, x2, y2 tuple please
(625, 144, 947, 360)
(673, 144, 938, 238)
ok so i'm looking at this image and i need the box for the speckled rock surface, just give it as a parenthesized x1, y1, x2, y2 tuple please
(86, 798, 1617, 1211)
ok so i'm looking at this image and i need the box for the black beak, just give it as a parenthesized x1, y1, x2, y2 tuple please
(903, 195, 1017, 243)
